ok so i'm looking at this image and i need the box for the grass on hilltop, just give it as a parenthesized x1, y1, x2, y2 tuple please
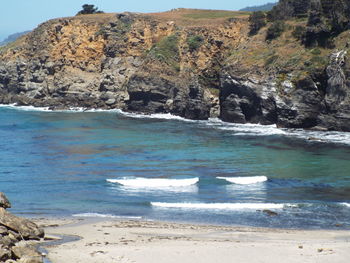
(146, 8, 250, 27)
(181, 10, 250, 20)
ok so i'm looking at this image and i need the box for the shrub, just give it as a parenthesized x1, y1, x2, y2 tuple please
(187, 35, 204, 51)
(292, 25, 306, 40)
(311, 48, 321, 55)
(266, 20, 286, 40)
(264, 54, 279, 67)
(149, 34, 180, 71)
(248, 11, 267, 35)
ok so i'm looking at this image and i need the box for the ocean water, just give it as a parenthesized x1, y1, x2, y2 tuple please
(1, 105, 350, 229)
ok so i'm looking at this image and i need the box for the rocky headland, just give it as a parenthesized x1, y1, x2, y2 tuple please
(0, 192, 45, 263)
(0, 1, 350, 131)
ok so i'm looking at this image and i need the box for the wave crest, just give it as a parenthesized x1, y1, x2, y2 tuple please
(106, 177, 199, 187)
(151, 202, 284, 210)
(217, 176, 268, 185)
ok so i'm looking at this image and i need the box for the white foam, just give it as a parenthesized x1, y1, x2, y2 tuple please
(0, 104, 193, 120)
(204, 119, 286, 136)
(115, 110, 193, 121)
(204, 118, 350, 145)
(0, 104, 121, 113)
(151, 202, 285, 210)
(72, 213, 142, 219)
(106, 177, 199, 187)
(285, 129, 350, 146)
(340, 203, 350, 208)
(217, 176, 268, 185)
(0, 104, 51, 111)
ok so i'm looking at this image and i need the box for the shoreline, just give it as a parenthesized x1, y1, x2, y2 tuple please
(35, 216, 350, 263)
(29, 213, 350, 231)
(1, 103, 350, 147)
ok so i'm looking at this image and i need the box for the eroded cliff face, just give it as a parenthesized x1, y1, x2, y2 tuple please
(0, 12, 247, 120)
(0, 10, 349, 131)
(219, 47, 350, 131)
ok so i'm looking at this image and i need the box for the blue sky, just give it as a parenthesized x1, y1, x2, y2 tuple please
(0, 0, 275, 41)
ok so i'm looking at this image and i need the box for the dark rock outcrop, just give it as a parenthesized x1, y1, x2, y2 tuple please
(219, 49, 350, 131)
(219, 73, 277, 125)
(125, 74, 210, 119)
(275, 75, 326, 129)
(321, 50, 350, 131)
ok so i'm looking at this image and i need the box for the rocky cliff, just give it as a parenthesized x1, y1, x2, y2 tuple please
(0, 8, 349, 131)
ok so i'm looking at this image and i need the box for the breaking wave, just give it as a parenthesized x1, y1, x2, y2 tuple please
(106, 177, 199, 187)
(204, 118, 350, 145)
(207, 120, 286, 136)
(217, 176, 268, 185)
(115, 110, 192, 121)
(151, 202, 285, 210)
(0, 104, 51, 111)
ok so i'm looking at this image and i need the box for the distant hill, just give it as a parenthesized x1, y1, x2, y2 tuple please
(0, 31, 30, 46)
(239, 2, 277, 12)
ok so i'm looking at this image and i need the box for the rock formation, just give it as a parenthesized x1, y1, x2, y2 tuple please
(0, 192, 44, 263)
(0, 8, 349, 131)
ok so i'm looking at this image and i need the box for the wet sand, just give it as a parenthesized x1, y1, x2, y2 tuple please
(36, 218, 350, 263)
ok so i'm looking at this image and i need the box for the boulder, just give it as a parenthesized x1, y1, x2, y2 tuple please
(0, 192, 11, 209)
(0, 247, 11, 261)
(0, 235, 14, 247)
(12, 243, 42, 259)
(0, 194, 45, 263)
(0, 208, 44, 240)
(8, 230, 21, 242)
(17, 255, 43, 263)
(0, 226, 9, 235)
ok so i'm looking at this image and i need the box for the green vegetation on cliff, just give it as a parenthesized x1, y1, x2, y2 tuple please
(266, 0, 350, 47)
(241, 0, 350, 81)
(149, 34, 180, 71)
(187, 35, 204, 51)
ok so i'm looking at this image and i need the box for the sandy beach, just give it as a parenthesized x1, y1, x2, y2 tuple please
(35, 218, 350, 263)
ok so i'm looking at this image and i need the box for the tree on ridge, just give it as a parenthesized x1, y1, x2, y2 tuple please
(76, 4, 104, 15)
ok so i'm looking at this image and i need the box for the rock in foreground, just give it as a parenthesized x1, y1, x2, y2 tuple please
(0, 192, 44, 263)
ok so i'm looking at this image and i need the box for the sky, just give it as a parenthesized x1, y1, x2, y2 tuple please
(0, 0, 275, 41)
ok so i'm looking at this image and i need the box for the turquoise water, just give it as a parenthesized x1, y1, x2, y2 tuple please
(1, 105, 350, 229)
